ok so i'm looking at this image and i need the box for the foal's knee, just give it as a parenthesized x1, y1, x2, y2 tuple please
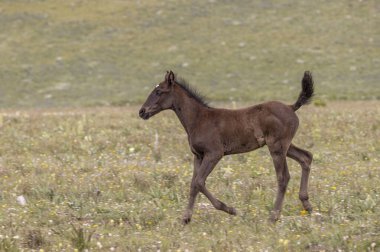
(194, 178, 205, 191)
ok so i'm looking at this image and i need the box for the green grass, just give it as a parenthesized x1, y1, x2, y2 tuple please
(0, 0, 379, 107)
(0, 0, 379, 250)
(0, 102, 379, 251)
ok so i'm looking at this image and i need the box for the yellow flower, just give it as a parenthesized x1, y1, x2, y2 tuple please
(300, 209, 308, 216)
(330, 186, 337, 190)
(279, 239, 289, 246)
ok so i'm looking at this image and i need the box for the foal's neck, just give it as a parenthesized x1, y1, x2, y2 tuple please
(172, 85, 208, 134)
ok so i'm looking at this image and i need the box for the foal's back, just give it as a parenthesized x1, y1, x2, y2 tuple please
(201, 101, 299, 154)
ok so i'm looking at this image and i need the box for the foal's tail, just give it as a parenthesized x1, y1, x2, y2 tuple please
(292, 71, 314, 111)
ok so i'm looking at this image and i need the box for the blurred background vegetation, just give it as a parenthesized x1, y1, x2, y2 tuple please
(0, 0, 379, 108)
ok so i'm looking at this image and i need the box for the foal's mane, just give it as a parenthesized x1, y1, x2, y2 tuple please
(175, 76, 210, 107)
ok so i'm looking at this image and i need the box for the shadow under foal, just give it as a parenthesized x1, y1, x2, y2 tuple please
(139, 71, 314, 223)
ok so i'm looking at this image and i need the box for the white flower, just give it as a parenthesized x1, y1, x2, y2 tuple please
(16, 195, 27, 206)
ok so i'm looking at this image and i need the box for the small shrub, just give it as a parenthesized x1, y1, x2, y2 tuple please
(69, 225, 95, 252)
(54, 224, 95, 252)
(24, 229, 45, 249)
(133, 173, 151, 192)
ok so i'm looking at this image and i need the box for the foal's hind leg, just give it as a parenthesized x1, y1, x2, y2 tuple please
(268, 140, 291, 222)
(287, 144, 313, 212)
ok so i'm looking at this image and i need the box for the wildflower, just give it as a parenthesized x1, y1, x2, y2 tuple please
(330, 186, 336, 190)
(279, 239, 289, 246)
(300, 209, 308, 216)
(16, 195, 27, 206)
(97, 242, 103, 249)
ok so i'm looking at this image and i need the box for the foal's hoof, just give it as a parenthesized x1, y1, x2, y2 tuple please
(182, 211, 192, 225)
(303, 201, 313, 213)
(228, 207, 237, 216)
(182, 217, 191, 225)
(270, 210, 281, 223)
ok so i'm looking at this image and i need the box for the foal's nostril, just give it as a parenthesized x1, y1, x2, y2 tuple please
(139, 108, 146, 117)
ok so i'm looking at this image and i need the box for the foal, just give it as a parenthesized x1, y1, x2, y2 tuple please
(139, 71, 314, 223)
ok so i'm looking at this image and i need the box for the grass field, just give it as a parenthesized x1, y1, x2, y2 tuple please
(0, 0, 379, 251)
(0, 0, 379, 107)
(0, 102, 379, 251)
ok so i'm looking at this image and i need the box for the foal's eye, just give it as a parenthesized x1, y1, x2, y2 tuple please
(155, 90, 161, 96)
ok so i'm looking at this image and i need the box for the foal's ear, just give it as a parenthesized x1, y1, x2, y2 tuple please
(167, 70, 175, 86)
(164, 71, 170, 81)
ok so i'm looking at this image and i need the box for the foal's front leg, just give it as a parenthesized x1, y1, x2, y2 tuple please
(182, 152, 236, 224)
(195, 153, 236, 215)
(182, 155, 202, 224)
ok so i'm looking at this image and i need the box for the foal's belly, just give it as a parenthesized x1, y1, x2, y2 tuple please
(223, 135, 262, 155)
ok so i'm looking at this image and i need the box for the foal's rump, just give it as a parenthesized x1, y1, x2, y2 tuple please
(247, 101, 300, 145)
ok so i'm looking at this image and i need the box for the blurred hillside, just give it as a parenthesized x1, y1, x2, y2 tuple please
(0, 0, 378, 108)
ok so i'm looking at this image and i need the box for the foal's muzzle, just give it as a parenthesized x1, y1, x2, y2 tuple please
(139, 107, 150, 120)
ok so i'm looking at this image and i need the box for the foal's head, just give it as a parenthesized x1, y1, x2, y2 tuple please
(139, 71, 176, 120)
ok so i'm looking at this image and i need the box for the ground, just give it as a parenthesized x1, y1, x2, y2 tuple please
(0, 101, 379, 251)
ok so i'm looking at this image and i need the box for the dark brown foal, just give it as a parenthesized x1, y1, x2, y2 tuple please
(139, 70, 314, 223)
